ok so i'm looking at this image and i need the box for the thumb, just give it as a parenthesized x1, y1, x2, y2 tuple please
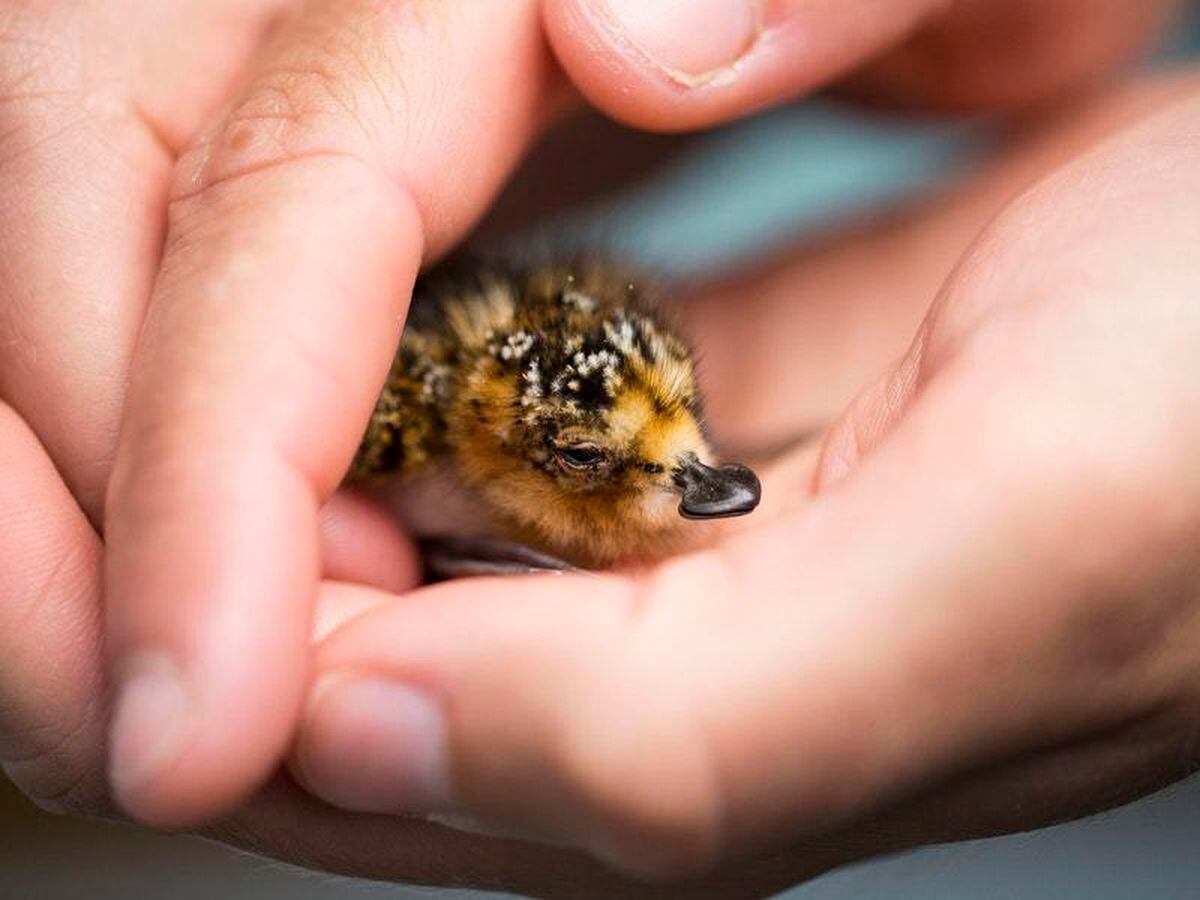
(542, 0, 945, 131)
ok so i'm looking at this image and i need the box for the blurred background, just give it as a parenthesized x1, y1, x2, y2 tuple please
(4, 9, 1199, 900)
(5, 773, 1200, 899)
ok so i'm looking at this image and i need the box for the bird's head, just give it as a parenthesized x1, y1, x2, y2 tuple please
(450, 278, 760, 566)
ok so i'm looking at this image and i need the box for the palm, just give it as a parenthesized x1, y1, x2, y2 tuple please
(289, 72, 1200, 891)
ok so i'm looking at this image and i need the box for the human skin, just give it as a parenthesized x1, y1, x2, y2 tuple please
(1, 0, 1195, 895)
(291, 72, 1200, 885)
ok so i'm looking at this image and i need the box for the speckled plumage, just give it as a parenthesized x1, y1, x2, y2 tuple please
(349, 258, 721, 568)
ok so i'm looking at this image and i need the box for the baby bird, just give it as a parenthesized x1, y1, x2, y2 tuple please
(349, 257, 761, 575)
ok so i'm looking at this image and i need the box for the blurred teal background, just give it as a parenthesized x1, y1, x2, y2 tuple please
(3, 10, 1199, 900)
(528, 5, 1200, 279)
(523, 101, 983, 278)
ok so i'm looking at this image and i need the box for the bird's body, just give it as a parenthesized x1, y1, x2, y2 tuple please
(350, 258, 759, 571)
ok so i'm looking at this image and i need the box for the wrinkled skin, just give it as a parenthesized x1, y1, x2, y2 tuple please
(2, 0, 1198, 896)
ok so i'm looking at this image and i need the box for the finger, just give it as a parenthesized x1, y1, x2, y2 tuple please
(541, 0, 1181, 133)
(0, 402, 108, 816)
(318, 490, 420, 595)
(105, 0, 561, 825)
(0, 0, 283, 521)
(0, 4, 171, 521)
(541, 0, 945, 131)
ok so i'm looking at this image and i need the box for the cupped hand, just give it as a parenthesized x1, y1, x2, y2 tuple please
(103, 0, 1167, 826)
(0, 0, 1184, 894)
(0, 0, 421, 819)
(286, 72, 1200, 888)
(0, 0, 289, 818)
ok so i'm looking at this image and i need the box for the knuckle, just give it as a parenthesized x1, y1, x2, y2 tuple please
(171, 75, 361, 205)
(0, 5, 167, 171)
(171, 13, 406, 206)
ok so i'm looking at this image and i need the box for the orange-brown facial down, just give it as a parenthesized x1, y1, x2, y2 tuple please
(350, 259, 761, 568)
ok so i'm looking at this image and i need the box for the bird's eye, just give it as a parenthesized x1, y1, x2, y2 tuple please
(556, 442, 606, 470)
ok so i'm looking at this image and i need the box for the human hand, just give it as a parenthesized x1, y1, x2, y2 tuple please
(0, 0, 307, 817)
(0, 0, 415, 823)
(0, 0, 1181, 894)
(102, 0, 1179, 828)
(286, 68, 1200, 891)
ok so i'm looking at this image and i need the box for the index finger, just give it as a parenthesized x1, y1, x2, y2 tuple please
(104, 0, 561, 826)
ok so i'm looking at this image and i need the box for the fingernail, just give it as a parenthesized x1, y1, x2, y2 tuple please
(108, 654, 195, 803)
(295, 675, 451, 814)
(599, 0, 763, 87)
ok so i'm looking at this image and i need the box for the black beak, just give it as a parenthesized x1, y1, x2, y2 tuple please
(673, 455, 762, 520)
